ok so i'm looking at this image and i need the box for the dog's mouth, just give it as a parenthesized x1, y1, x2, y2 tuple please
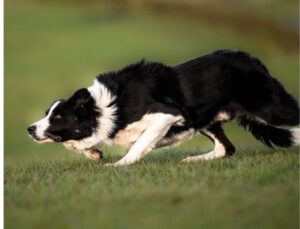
(29, 131, 62, 143)
(44, 132, 62, 142)
(30, 134, 53, 143)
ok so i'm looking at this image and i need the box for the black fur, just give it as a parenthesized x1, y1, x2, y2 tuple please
(96, 50, 298, 148)
(238, 117, 293, 147)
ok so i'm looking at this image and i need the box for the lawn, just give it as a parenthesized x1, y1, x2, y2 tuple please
(4, 1, 299, 228)
(5, 149, 299, 229)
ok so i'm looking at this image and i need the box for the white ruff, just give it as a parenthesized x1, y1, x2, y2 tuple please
(63, 80, 117, 151)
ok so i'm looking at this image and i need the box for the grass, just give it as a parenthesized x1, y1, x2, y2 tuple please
(5, 149, 299, 229)
(4, 1, 299, 228)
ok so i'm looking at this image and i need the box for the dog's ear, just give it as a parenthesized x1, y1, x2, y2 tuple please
(68, 88, 91, 109)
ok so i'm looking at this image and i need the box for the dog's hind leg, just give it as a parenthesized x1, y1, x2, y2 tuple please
(182, 123, 235, 162)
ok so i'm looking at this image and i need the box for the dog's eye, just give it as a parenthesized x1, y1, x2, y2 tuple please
(53, 114, 62, 120)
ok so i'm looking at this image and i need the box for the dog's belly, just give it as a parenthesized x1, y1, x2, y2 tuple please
(157, 128, 196, 147)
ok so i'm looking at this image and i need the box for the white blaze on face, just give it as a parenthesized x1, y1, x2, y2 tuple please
(30, 101, 61, 143)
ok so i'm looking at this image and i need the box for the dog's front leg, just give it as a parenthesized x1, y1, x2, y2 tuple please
(108, 114, 183, 167)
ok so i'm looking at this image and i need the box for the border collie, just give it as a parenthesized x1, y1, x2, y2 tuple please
(28, 50, 300, 166)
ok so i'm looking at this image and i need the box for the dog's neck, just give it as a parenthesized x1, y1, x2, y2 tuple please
(63, 80, 117, 152)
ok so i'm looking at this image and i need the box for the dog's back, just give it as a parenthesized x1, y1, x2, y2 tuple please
(175, 50, 299, 147)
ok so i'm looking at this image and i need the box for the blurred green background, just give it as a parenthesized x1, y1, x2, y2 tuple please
(4, 0, 299, 228)
(5, 0, 299, 163)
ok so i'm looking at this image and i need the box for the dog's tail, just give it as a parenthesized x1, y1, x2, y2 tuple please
(238, 117, 300, 147)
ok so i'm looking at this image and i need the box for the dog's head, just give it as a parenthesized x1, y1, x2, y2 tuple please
(27, 88, 99, 143)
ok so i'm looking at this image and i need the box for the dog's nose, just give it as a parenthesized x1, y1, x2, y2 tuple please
(27, 125, 36, 134)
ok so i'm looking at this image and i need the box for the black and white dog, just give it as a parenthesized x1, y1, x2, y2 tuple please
(28, 50, 300, 166)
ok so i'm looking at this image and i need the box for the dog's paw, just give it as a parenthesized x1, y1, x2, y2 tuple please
(88, 154, 100, 161)
(182, 156, 194, 163)
(86, 150, 103, 161)
(104, 162, 128, 167)
(182, 155, 204, 162)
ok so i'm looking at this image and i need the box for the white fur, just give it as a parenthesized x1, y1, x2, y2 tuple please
(62, 81, 117, 152)
(30, 101, 61, 143)
(112, 113, 185, 166)
(88, 80, 118, 141)
(215, 112, 231, 122)
(291, 128, 300, 145)
(182, 129, 226, 162)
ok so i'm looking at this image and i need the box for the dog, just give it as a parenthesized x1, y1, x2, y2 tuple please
(27, 50, 300, 166)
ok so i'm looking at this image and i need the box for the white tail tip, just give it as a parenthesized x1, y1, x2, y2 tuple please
(291, 128, 300, 145)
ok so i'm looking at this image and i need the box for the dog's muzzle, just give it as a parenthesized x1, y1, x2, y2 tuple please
(27, 125, 59, 142)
